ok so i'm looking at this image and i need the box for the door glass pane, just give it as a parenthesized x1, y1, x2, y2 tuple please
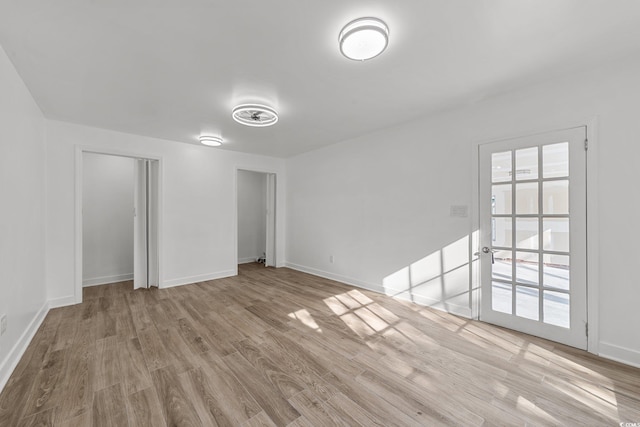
(492, 217, 512, 248)
(515, 182, 538, 214)
(492, 281, 512, 314)
(543, 254, 570, 290)
(492, 184, 512, 214)
(515, 218, 538, 250)
(543, 218, 570, 252)
(515, 251, 539, 286)
(492, 250, 512, 281)
(544, 291, 570, 328)
(515, 147, 538, 180)
(492, 151, 512, 183)
(516, 286, 539, 321)
(543, 180, 569, 214)
(543, 142, 569, 178)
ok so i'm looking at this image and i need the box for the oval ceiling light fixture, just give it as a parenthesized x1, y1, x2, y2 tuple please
(199, 135, 223, 147)
(339, 17, 389, 61)
(232, 104, 279, 127)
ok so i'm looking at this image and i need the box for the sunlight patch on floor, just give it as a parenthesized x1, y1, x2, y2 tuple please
(516, 395, 560, 424)
(324, 291, 397, 339)
(287, 308, 322, 332)
(544, 375, 618, 418)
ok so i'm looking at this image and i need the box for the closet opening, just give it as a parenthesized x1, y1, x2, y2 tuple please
(75, 149, 161, 303)
(236, 169, 276, 268)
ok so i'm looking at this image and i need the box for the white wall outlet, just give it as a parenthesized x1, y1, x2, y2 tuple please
(0, 315, 7, 336)
(329, 255, 334, 263)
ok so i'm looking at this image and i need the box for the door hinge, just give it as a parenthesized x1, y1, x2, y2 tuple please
(585, 322, 589, 336)
(584, 138, 589, 151)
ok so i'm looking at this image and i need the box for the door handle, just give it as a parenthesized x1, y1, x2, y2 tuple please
(475, 247, 495, 264)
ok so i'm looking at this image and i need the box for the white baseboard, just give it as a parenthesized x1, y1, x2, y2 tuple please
(161, 270, 236, 288)
(284, 262, 472, 319)
(599, 341, 640, 369)
(48, 295, 77, 309)
(83, 273, 133, 287)
(238, 257, 259, 264)
(0, 301, 50, 394)
(284, 262, 385, 293)
(389, 290, 472, 318)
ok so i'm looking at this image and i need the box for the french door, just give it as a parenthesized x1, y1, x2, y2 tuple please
(479, 127, 587, 349)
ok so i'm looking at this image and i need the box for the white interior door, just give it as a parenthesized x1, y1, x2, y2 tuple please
(265, 173, 276, 267)
(479, 127, 587, 349)
(133, 159, 159, 289)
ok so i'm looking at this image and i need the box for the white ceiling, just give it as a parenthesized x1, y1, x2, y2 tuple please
(1, 1, 640, 157)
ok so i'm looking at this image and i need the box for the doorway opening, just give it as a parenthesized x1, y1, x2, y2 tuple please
(76, 149, 161, 303)
(236, 169, 276, 267)
(81, 153, 135, 288)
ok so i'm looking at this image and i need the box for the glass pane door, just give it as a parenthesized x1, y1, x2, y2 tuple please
(479, 128, 587, 349)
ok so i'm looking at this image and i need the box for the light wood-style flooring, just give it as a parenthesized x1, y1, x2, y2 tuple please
(1, 263, 639, 426)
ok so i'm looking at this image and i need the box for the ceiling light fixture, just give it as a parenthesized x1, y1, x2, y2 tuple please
(339, 17, 389, 61)
(199, 135, 223, 147)
(232, 104, 279, 127)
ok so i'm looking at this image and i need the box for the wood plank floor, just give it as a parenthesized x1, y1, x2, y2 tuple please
(1, 263, 639, 426)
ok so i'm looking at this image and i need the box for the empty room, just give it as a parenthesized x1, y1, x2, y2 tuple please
(1, 1, 640, 426)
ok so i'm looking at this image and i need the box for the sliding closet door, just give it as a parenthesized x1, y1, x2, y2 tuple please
(133, 159, 148, 289)
(133, 159, 160, 289)
(147, 160, 159, 287)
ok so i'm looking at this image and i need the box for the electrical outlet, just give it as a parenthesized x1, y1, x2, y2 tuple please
(0, 315, 7, 336)
(329, 255, 334, 263)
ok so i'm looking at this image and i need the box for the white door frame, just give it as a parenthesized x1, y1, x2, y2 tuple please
(471, 118, 599, 353)
(265, 173, 276, 267)
(75, 146, 164, 303)
(234, 167, 279, 272)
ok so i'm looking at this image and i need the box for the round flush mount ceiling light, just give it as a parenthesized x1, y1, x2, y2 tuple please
(339, 17, 389, 61)
(199, 135, 223, 147)
(232, 104, 279, 127)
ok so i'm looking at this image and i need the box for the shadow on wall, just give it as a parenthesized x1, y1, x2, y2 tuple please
(381, 231, 479, 316)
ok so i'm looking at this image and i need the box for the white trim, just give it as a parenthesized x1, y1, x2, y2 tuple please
(74, 146, 82, 303)
(75, 146, 164, 302)
(285, 262, 472, 318)
(284, 262, 384, 294)
(77, 146, 163, 162)
(470, 136, 481, 320)
(585, 118, 599, 354)
(48, 296, 77, 309)
(233, 167, 239, 277)
(238, 257, 259, 265)
(387, 289, 472, 318)
(599, 342, 640, 369)
(161, 270, 236, 288)
(0, 302, 49, 393)
(285, 262, 385, 292)
(83, 273, 133, 287)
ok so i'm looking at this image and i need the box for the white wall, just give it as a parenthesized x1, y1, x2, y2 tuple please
(237, 170, 267, 263)
(286, 56, 640, 367)
(45, 120, 286, 304)
(82, 153, 134, 286)
(0, 45, 47, 389)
